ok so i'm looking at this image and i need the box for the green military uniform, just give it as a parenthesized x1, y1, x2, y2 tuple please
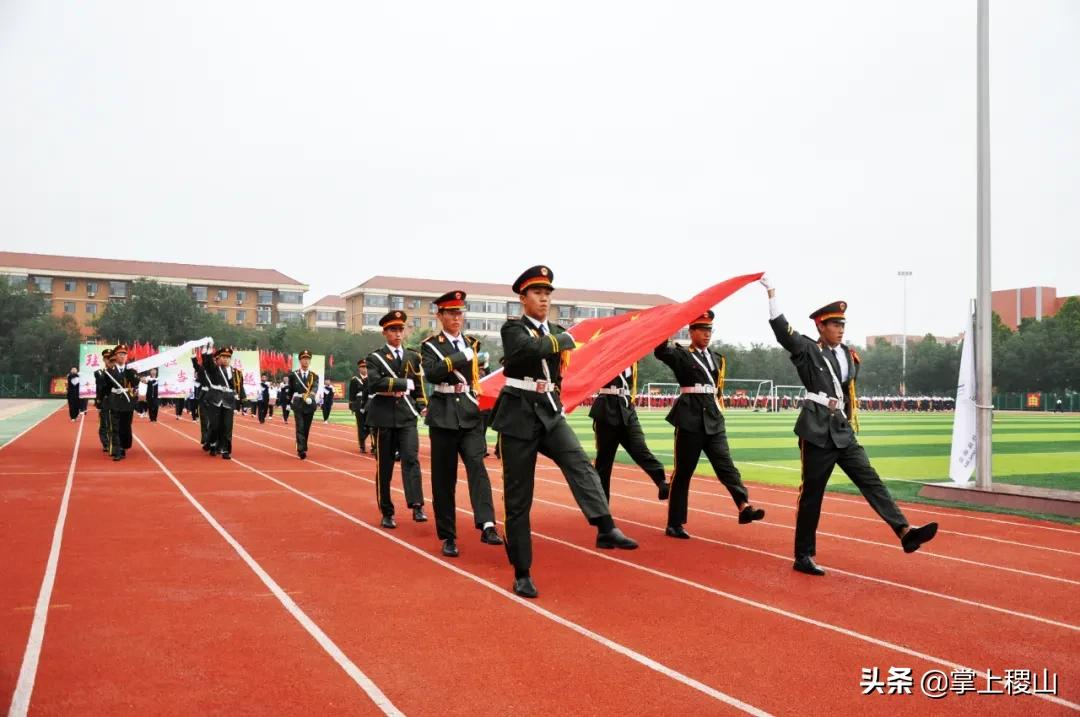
(765, 290, 936, 574)
(288, 351, 319, 458)
(492, 265, 636, 598)
(420, 291, 500, 553)
(347, 360, 370, 452)
(589, 362, 669, 501)
(203, 347, 245, 458)
(103, 344, 139, 461)
(364, 312, 427, 523)
(654, 310, 761, 537)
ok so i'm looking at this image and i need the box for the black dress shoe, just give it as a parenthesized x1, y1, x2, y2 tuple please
(480, 527, 504, 545)
(657, 480, 671, 501)
(298, 451, 307, 460)
(202, 444, 210, 452)
(665, 525, 691, 539)
(596, 527, 638, 550)
(412, 507, 428, 522)
(380, 515, 396, 529)
(441, 539, 459, 557)
(901, 522, 939, 553)
(112, 454, 122, 461)
(739, 506, 765, 524)
(793, 556, 826, 576)
(221, 452, 231, 460)
(209, 448, 219, 456)
(512, 576, 538, 599)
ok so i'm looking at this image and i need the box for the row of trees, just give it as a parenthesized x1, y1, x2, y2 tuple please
(3, 277, 1077, 393)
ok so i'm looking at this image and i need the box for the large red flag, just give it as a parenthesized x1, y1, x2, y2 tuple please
(477, 272, 762, 412)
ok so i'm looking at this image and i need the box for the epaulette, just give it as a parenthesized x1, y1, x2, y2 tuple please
(850, 348, 861, 365)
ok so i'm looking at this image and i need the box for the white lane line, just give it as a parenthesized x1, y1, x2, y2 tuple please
(240, 422, 1080, 587)
(219, 423, 1080, 713)
(7, 414, 83, 717)
(0, 403, 63, 452)
(161, 423, 770, 716)
(134, 434, 405, 717)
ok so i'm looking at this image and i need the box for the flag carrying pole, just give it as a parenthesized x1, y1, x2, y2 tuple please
(975, 0, 993, 489)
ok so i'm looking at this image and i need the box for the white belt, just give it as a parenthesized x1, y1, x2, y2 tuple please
(804, 391, 844, 411)
(209, 385, 235, 394)
(434, 383, 470, 394)
(505, 377, 556, 394)
(110, 387, 129, 394)
(679, 385, 716, 394)
(598, 387, 629, 396)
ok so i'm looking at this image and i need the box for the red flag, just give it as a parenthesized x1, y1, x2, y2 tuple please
(328, 354, 334, 369)
(477, 273, 762, 412)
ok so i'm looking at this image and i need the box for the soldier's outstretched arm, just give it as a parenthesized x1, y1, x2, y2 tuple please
(501, 321, 575, 364)
(762, 275, 810, 355)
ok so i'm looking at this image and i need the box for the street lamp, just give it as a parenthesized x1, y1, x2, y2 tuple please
(897, 270, 913, 396)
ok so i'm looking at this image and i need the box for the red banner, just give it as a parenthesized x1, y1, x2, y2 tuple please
(477, 272, 763, 412)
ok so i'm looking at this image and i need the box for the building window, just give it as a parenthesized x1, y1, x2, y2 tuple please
(2, 274, 27, 290)
(235, 310, 246, 324)
(236, 290, 246, 304)
(575, 306, 597, 319)
(32, 276, 53, 292)
(257, 289, 273, 304)
(363, 313, 382, 327)
(316, 311, 337, 322)
(256, 307, 272, 325)
(411, 318, 421, 328)
(279, 310, 302, 323)
(109, 281, 127, 298)
(389, 295, 405, 310)
(86, 281, 98, 296)
(191, 286, 208, 302)
(614, 308, 631, 316)
(429, 319, 438, 330)
(63, 302, 76, 314)
(86, 303, 98, 315)
(365, 294, 388, 308)
(596, 307, 614, 318)
(63, 280, 77, 292)
(279, 291, 304, 305)
(557, 305, 573, 320)
(216, 289, 228, 302)
(409, 298, 422, 310)
(485, 301, 505, 314)
(217, 310, 228, 320)
(507, 303, 522, 318)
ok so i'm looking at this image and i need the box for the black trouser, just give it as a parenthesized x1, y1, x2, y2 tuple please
(257, 401, 268, 423)
(429, 423, 496, 540)
(322, 399, 333, 422)
(353, 411, 369, 450)
(668, 427, 749, 527)
(373, 424, 423, 516)
(294, 408, 315, 453)
(67, 398, 80, 419)
(98, 406, 110, 449)
(279, 403, 290, 423)
(174, 399, 185, 417)
(207, 405, 234, 454)
(499, 419, 613, 574)
(796, 438, 908, 559)
(109, 409, 134, 457)
(593, 416, 666, 500)
(147, 399, 159, 422)
(268, 403, 275, 418)
(199, 394, 211, 446)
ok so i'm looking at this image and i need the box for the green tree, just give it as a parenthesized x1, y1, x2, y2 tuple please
(2, 314, 82, 378)
(94, 279, 216, 345)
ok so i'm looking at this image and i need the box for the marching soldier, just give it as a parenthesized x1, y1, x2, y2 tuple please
(590, 363, 670, 503)
(203, 346, 245, 459)
(492, 265, 637, 599)
(321, 380, 335, 423)
(276, 379, 291, 424)
(288, 350, 320, 458)
(192, 348, 214, 451)
(420, 291, 503, 558)
(347, 359, 371, 453)
(66, 367, 81, 421)
(94, 348, 113, 451)
(256, 372, 272, 423)
(654, 311, 764, 539)
(760, 275, 938, 575)
(103, 344, 139, 461)
(145, 368, 160, 422)
(364, 311, 427, 527)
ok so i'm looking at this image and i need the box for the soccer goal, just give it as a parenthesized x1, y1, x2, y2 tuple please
(722, 379, 773, 411)
(641, 383, 680, 411)
(769, 384, 806, 412)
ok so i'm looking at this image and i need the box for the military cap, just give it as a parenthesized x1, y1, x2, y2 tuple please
(512, 265, 555, 294)
(356, 358, 367, 367)
(810, 301, 847, 324)
(688, 310, 715, 330)
(214, 346, 233, 358)
(379, 311, 407, 329)
(101, 347, 113, 358)
(433, 290, 467, 311)
(298, 349, 313, 360)
(112, 343, 129, 356)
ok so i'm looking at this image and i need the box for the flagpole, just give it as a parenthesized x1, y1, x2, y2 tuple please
(975, 0, 993, 489)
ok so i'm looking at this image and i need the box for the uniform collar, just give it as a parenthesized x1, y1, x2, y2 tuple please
(523, 315, 550, 334)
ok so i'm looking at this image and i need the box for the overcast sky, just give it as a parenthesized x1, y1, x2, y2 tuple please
(2, 1, 1077, 346)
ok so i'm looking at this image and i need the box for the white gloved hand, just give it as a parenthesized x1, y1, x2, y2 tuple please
(461, 347, 475, 361)
(759, 273, 774, 291)
(406, 379, 415, 391)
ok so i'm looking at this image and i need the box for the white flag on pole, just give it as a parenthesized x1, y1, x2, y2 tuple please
(949, 313, 978, 484)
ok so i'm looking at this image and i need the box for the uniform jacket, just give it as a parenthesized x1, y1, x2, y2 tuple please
(770, 314, 860, 449)
(491, 317, 576, 440)
(654, 341, 727, 435)
(363, 345, 426, 428)
(202, 355, 245, 410)
(287, 370, 320, 415)
(102, 365, 139, 412)
(421, 332, 482, 430)
(347, 374, 368, 413)
(588, 364, 639, 427)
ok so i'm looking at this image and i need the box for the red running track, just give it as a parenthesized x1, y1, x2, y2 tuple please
(1, 411, 1077, 715)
